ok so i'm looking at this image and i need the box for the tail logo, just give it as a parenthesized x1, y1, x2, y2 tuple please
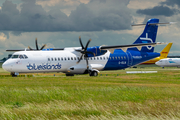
(140, 33, 153, 50)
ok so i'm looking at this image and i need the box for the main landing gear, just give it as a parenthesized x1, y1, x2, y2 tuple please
(66, 74, 74, 76)
(89, 71, 98, 76)
(65, 71, 98, 77)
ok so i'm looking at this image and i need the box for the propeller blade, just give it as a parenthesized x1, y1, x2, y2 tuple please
(76, 37, 93, 74)
(35, 38, 39, 50)
(40, 44, 46, 50)
(75, 49, 82, 52)
(28, 46, 33, 50)
(85, 57, 89, 66)
(76, 54, 83, 64)
(85, 57, 91, 74)
(79, 36, 85, 49)
(84, 39, 91, 50)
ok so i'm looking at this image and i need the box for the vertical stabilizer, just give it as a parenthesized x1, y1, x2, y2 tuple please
(160, 43, 172, 58)
(130, 18, 159, 52)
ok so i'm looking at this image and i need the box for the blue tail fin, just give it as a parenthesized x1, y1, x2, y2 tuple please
(131, 18, 159, 52)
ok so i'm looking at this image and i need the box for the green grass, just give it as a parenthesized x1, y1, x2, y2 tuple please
(0, 62, 2, 68)
(1, 67, 180, 119)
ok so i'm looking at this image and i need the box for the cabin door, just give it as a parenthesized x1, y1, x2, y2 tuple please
(126, 52, 133, 66)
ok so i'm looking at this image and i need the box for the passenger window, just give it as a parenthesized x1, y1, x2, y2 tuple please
(68, 57, 70, 60)
(124, 56, 126, 59)
(100, 57, 102, 60)
(51, 58, 53, 61)
(103, 57, 105, 60)
(115, 57, 117, 59)
(55, 58, 57, 61)
(74, 57, 76, 60)
(97, 57, 99, 60)
(64, 58, 66, 61)
(61, 58, 63, 61)
(121, 56, 123, 59)
(112, 57, 114, 59)
(48, 58, 50, 61)
(71, 57, 73, 60)
(118, 57, 120, 59)
(58, 58, 60, 61)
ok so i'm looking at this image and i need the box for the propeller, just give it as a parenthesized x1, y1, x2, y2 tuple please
(76, 36, 95, 72)
(28, 38, 46, 50)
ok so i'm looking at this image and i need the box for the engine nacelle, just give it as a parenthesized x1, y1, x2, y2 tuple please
(67, 64, 87, 74)
(86, 46, 107, 57)
(67, 64, 103, 74)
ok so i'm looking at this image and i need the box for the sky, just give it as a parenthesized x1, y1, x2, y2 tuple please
(0, 0, 180, 58)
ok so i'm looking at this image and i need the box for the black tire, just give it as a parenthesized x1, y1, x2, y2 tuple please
(90, 71, 98, 76)
(11, 72, 17, 77)
(66, 74, 74, 76)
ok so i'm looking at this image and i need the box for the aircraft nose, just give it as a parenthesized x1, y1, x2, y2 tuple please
(155, 61, 160, 66)
(2, 61, 11, 71)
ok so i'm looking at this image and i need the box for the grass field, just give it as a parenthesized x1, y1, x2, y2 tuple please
(0, 66, 180, 119)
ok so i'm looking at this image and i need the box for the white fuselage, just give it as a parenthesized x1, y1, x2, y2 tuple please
(155, 58, 180, 67)
(3, 47, 110, 74)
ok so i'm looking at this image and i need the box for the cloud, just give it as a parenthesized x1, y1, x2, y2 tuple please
(136, 5, 179, 17)
(161, 0, 180, 7)
(0, 33, 6, 41)
(0, 0, 132, 32)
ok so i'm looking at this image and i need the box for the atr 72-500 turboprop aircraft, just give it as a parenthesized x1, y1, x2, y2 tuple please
(2, 18, 167, 76)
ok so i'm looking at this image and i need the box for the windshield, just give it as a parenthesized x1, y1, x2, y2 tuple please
(11, 54, 28, 59)
(11, 55, 19, 59)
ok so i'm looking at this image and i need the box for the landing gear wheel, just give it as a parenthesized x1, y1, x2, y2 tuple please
(90, 71, 98, 76)
(66, 74, 74, 76)
(11, 72, 17, 77)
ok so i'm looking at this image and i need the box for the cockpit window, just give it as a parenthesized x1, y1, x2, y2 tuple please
(11, 54, 28, 59)
(24, 54, 28, 59)
(19, 55, 24, 59)
(11, 55, 19, 59)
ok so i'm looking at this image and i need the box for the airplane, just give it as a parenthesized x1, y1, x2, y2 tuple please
(2, 18, 167, 77)
(141, 43, 172, 64)
(155, 58, 180, 68)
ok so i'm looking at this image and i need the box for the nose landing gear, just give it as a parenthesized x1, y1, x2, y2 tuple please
(11, 72, 19, 77)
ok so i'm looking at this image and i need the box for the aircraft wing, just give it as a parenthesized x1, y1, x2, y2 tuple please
(6, 49, 30, 51)
(6, 48, 64, 51)
(100, 42, 165, 53)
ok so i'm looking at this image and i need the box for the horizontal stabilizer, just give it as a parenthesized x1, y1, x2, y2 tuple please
(132, 22, 176, 26)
